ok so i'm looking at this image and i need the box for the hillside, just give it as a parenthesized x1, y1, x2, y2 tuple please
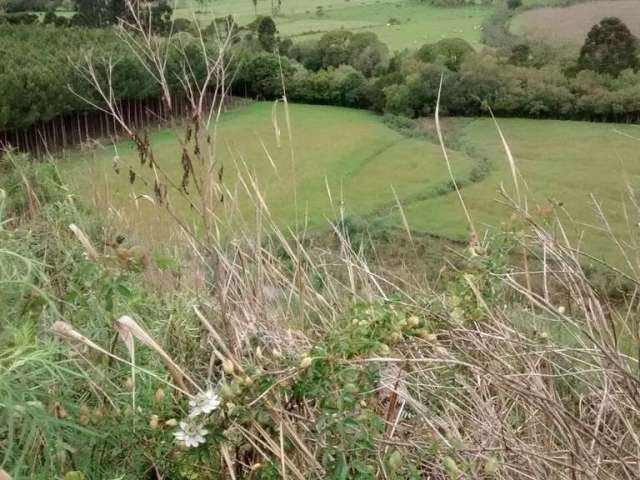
(62, 102, 640, 267)
(60, 102, 477, 242)
(3, 0, 640, 478)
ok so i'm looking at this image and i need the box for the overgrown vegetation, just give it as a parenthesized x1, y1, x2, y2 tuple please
(3, 1, 640, 479)
(4, 132, 640, 478)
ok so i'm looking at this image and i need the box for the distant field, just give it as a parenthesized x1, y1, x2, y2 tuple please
(510, 0, 640, 45)
(174, 0, 491, 51)
(60, 102, 475, 242)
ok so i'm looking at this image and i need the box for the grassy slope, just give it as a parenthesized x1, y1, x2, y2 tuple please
(385, 118, 640, 264)
(63, 103, 640, 265)
(174, 0, 491, 51)
(60, 102, 475, 242)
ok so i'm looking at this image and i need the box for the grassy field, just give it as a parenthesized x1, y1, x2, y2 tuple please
(61, 102, 640, 267)
(510, 0, 640, 46)
(383, 117, 640, 266)
(60, 102, 476, 242)
(174, 0, 491, 51)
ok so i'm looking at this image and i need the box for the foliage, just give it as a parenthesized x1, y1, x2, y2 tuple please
(288, 30, 389, 78)
(289, 65, 367, 107)
(71, 0, 173, 30)
(256, 15, 277, 51)
(42, 10, 70, 26)
(7, 154, 640, 478)
(234, 53, 294, 99)
(0, 12, 39, 24)
(508, 43, 531, 66)
(0, 156, 181, 478)
(577, 17, 639, 77)
(73, 0, 114, 27)
(415, 38, 474, 71)
(3, 9, 640, 135)
(3, 0, 61, 13)
(202, 15, 239, 40)
(0, 24, 207, 130)
(0, 155, 65, 216)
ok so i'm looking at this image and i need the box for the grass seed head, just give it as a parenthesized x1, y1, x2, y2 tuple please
(299, 355, 313, 369)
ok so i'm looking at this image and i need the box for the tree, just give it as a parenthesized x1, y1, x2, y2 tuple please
(204, 15, 239, 41)
(4, 0, 61, 13)
(416, 38, 473, 72)
(348, 32, 389, 77)
(257, 15, 277, 51)
(236, 54, 293, 99)
(317, 30, 353, 68)
(578, 17, 639, 77)
(506, 0, 521, 10)
(73, 0, 117, 26)
(287, 39, 323, 70)
(149, 0, 172, 34)
(509, 44, 531, 66)
(383, 84, 413, 117)
(42, 10, 56, 24)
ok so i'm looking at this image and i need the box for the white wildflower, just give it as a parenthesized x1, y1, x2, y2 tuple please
(188, 389, 221, 417)
(174, 420, 209, 448)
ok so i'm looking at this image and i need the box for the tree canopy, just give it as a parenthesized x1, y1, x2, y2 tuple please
(578, 17, 639, 77)
(3, 22, 640, 136)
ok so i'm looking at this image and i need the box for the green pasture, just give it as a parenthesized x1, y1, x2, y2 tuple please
(384, 118, 640, 266)
(62, 102, 640, 266)
(174, 0, 491, 51)
(60, 102, 475, 242)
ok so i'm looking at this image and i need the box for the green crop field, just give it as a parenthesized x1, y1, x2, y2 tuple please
(174, 0, 491, 51)
(60, 102, 476, 242)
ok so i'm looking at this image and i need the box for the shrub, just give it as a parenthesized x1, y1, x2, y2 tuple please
(384, 83, 414, 117)
(235, 53, 294, 99)
(1, 12, 40, 24)
(290, 30, 389, 77)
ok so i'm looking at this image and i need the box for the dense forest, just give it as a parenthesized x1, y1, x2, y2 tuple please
(1, 3, 639, 152)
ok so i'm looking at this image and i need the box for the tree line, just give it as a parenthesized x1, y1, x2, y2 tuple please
(242, 16, 640, 123)
(1, 15, 639, 151)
